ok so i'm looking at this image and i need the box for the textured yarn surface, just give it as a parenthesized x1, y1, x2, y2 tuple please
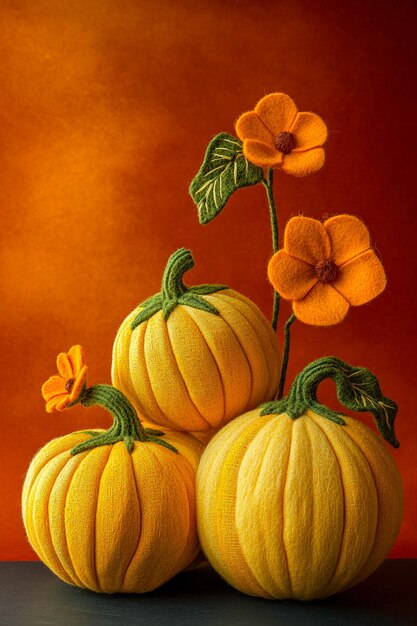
(235, 92, 327, 175)
(112, 289, 281, 433)
(189, 133, 263, 225)
(196, 408, 403, 600)
(268, 214, 387, 326)
(22, 430, 204, 593)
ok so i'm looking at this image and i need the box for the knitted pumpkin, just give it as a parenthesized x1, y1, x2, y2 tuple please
(196, 357, 403, 600)
(112, 248, 281, 433)
(22, 347, 203, 593)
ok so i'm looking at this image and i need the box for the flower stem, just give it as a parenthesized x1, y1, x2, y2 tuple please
(277, 313, 296, 399)
(262, 168, 280, 331)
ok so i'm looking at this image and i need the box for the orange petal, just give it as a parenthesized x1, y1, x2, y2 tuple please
(284, 216, 330, 265)
(324, 214, 371, 266)
(45, 395, 67, 413)
(235, 111, 273, 144)
(70, 365, 88, 401)
(254, 93, 298, 135)
(293, 283, 350, 326)
(68, 345, 86, 378)
(268, 250, 318, 300)
(56, 352, 73, 379)
(282, 147, 325, 176)
(335, 249, 387, 306)
(42, 375, 67, 401)
(243, 139, 282, 168)
(55, 395, 72, 411)
(290, 112, 328, 152)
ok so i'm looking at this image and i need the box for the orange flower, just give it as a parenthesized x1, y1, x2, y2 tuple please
(42, 345, 88, 412)
(235, 92, 327, 175)
(268, 215, 386, 326)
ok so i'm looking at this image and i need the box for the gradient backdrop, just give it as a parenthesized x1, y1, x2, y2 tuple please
(1, 0, 416, 560)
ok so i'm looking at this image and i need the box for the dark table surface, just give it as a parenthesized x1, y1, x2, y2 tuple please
(1, 560, 416, 626)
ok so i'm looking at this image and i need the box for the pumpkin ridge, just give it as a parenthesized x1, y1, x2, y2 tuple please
(122, 446, 159, 590)
(197, 415, 256, 591)
(121, 445, 143, 590)
(66, 446, 112, 591)
(23, 433, 92, 510)
(310, 413, 378, 596)
(335, 421, 401, 590)
(154, 445, 197, 581)
(215, 415, 273, 597)
(44, 453, 85, 587)
(309, 414, 346, 595)
(50, 450, 89, 588)
(93, 446, 114, 592)
(211, 292, 276, 398)
(184, 305, 251, 428)
(125, 445, 192, 591)
(224, 290, 281, 396)
(224, 290, 280, 357)
(95, 444, 140, 592)
(281, 418, 294, 596)
(202, 299, 254, 416)
(237, 417, 287, 596)
(337, 423, 380, 590)
(138, 320, 179, 430)
(180, 306, 225, 426)
(165, 311, 212, 430)
(306, 413, 345, 597)
(28, 453, 76, 585)
(206, 294, 267, 409)
(144, 314, 207, 430)
(197, 413, 257, 577)
(165, 457, 194, 571)
(158, 451, 194, 575)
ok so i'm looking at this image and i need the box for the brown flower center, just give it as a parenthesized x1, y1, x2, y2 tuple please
(65, 378, 75, 393)
(273, 131, 296, 154)
(315, 259, 338, 284)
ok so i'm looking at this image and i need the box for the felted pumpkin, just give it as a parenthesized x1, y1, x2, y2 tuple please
(196, 357, 403, 600)
(112, 247, 281, 433)
(22, 346, 204, 594)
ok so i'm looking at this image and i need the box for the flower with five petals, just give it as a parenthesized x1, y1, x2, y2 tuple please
(268, 214, 387, 326)
(235, 92, 327, 175)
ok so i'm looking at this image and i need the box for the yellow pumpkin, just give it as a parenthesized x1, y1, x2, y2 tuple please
(22, 383, 204, 594)
(196, 357, 403, 600)
(112, 248, 281, 433)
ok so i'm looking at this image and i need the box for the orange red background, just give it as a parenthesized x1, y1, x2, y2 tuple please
(1, 0, 416, 560)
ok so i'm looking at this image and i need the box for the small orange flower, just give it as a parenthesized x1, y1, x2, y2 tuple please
(42, 345, 88, 412)
(268, 215, 386, 326)
(235, 92, 327, 175)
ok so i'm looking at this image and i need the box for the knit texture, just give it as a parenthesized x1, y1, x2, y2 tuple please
(268, 214, 387, 326)
(112, 289, 281, 433)
(71, 385, 178, 455)
(22, 429, 204, 593)
(196, 407, 403, 600)
(131, 248, 228, 327)
(261, 356, 399, 448)
(189, 132, 263, 224)
(235, 92, 327, 175)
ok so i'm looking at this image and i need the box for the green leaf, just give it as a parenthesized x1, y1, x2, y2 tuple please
(334, 363, 399, 448)
(189, 132, 263, 225)
(263, 357, 400, 448)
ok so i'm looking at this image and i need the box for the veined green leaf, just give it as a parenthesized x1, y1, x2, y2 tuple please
(189, 132, 263, 224)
